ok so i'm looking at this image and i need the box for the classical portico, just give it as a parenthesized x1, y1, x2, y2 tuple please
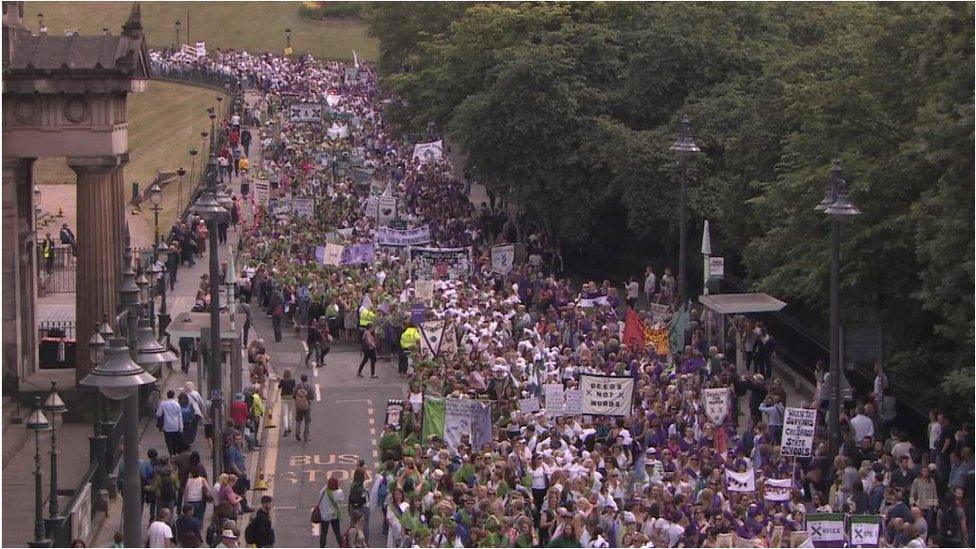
(2, 2, 149, 384)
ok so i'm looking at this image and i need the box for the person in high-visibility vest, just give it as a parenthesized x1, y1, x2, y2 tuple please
(398, 320, 421, 377)
(41, 233, 55, 275)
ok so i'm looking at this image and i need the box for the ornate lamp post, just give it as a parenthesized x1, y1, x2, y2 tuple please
(174, 20, 181, 49)
(26, 397, 51, 547)
(815, 157, 861, 457)
(177, 166, 187, 215)
(87, 322, 110, 507)
(42, 382, 67, 541)
(191, 154, 227, 477)
(285, 28, 292, 52)
(670, 114, 700, 307)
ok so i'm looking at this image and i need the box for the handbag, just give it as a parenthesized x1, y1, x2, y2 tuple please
(310, 505, 322, 524)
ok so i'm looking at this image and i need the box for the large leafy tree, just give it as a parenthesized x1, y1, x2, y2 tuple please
(365, 2, 974, 413)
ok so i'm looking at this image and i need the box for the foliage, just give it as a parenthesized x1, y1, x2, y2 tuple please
(365, 3, 974, 415)
(300, 1, 365, 20)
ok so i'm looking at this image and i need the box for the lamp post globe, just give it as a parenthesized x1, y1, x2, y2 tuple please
(80, 338, 156, 401)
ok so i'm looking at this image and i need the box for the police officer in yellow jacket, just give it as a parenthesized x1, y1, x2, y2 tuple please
(41, 233, 55, 275)
(398, 320, 421, 377)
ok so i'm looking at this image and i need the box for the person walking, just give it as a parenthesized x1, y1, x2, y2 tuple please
(182, 468, 210, 522)
(347, 468, 370, 544)
(147, 508, 175, 548)
(278, 370, 295, 438)
(357, 325, 378, 378)
(156, 390, 185, 456)
(178, 337, 195, 373)
(178, 392, 201, 447)
(294, 374, 313, 442)
(317, 476, 345, 548)
(270, 293, 284, 343)
(305, 320, 322, 367)
(245, 495, 276, 548)
(166, 241, 181, 290)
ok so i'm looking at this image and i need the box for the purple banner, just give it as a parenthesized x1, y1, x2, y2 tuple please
(340, 243, 375, 266)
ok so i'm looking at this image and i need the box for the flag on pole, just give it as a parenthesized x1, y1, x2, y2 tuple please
(669, 305, 689, 357)
(353, 50, 359, 68)
(623, 309, 646, 352)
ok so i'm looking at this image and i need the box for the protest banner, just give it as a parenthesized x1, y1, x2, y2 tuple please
(337, 228, 355, 240)
(578, 374, 634, 416)
(410, 303, 426, 324)
(194, 41, 206, 58)
(385, 399, 404, 429)
(771, 525, 785, 548)
(321, 243, 343, 267)
(377, 196, 397, 225)
(650, 303, 671, 323)
(414, 280, 435, 301)
(377, 225, 432, 247)
(292, 197, 315, 218)
(805, 513, 846, 548)
(423, 397, 492, 450)
(340, 243, 375, 266)
(289, 102, 323, 123)
(254, 181, 270, 206)
(440, 324, 458, 358)
(702, 387, 730, 425)
(782, 407, 817, 457)
(518, 397, 540, 413)
(725, 467, 756, 492)
(848, 515, 882, 548)
(325, 93, 342, 107)
(410, 247, 472, 281)
(563, 388, 584, 416)
(491, 244, 516, 276)
(577, 288, 610, 308)
(412, 139, 444, 164)
(763, 477, 793, 501)
(544, 383, 565, 416)
(419, 320, 445, 358)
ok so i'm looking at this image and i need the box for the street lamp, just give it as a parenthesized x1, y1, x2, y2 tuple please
(191, 154, 227, 477)
(177, 166, 187, 216)
(79, 338, 155, 548)
(670, 114, 700, 308)
(174, 20, 181, 49)
(149, 182, 163, 245)
(135, 317, 178, 375)
(42, 382, 66, 542)
(815, 156, 861, 457)
(285, 28, 292, 52)
(26, 397, 51, 548)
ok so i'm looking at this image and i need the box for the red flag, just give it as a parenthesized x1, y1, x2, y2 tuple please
(623, 309, 646, 351)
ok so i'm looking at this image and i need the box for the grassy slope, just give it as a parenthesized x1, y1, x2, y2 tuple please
(25, 1, 377, 61)
(33, 81, 226, 233)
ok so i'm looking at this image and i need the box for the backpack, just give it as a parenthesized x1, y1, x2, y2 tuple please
(244, 519, 257, 545)
(295, 386, 310, 412)
(349, 484, 366, 508)
(159, 470, 177, 501)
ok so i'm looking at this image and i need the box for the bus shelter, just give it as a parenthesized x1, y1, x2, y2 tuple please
(698, 293, 787, 370)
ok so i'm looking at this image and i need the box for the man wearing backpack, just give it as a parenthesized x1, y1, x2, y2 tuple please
(150, 457, 181, 525)
(245, 495, 276, 547)
(294, 374, 314, 442)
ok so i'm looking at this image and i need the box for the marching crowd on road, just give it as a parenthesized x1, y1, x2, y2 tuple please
(144, 46, 974, 549)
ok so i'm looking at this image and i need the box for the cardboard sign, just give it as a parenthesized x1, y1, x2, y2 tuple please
(563, 388, 584, 416)
(322, 243, 343, 266)
(544, 383, 565, 416)
(782, 407, 817, 457)
(414, 280, 435, 301)
(805, 514, 845, 548)
(725, 467, 756, 492)
(491, 244, 516, 276)
(292, 197, 315, 218)
(518, 397, 540, 413)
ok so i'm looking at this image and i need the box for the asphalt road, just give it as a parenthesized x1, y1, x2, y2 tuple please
(249, 309, 405, 548)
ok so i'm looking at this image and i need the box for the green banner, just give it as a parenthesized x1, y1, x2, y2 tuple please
(421, 395, 445, 442)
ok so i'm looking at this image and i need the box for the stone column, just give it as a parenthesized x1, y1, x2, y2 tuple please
(2, 156, 38, 387)
(69, 155, 127, 382)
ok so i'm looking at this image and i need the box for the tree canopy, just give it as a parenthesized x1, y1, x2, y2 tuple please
(364, 2, 974, 413)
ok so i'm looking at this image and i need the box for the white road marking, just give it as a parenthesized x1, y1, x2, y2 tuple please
(314, 383, 321, 402)
(335, 398, 372, 404)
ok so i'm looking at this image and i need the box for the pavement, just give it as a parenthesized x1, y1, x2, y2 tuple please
(1, 118, 264, 547)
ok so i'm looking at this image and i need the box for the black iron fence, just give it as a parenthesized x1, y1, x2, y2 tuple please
(37, 244, 76, 294)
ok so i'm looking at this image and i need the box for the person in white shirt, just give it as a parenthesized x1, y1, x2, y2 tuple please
(156, 390, 184, 455)
(849, 405, 875, 441)
(625, 277, 640, 308)
(644, 266, 657, 303)
(147, 508, 174, 548)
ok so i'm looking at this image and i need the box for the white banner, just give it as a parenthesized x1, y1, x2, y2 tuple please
(410, 247, 472, 281)
(763, 477, 793, 502)
(724, 467, 756, 492)
(194, 41, 206, 58)
(649, 303, 671, 323)
(420, 320, 445, 358)
(292, 197, 315, 219)
(289, 102, 322, 123)
(702, 387, 730, 425)
(491, 244, 515, 276)
(544, 383, 565, 416)
(414, 280, 435, 301)
(377, 225, 432, 247)
(782, 407, 817, 457)
(337, 228, 355, 240)
(440, 324, 458, 358)
(377, 196, 398, 225)
(444, 397, 471, 451)
(412, 139, 444, 164)
(806, 514, 846, 547)
(325, 93, 342, 107)
(578, 375, 635, 417)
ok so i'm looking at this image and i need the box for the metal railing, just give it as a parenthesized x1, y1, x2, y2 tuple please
(37, 244, 76, 294)
(38, 321, 75, 340)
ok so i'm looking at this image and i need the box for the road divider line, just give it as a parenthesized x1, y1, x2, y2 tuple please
(315, 383, 322, 402)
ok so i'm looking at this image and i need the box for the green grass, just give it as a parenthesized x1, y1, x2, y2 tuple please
(26, 1, 377, 61)
(33, 81, 226, 231)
